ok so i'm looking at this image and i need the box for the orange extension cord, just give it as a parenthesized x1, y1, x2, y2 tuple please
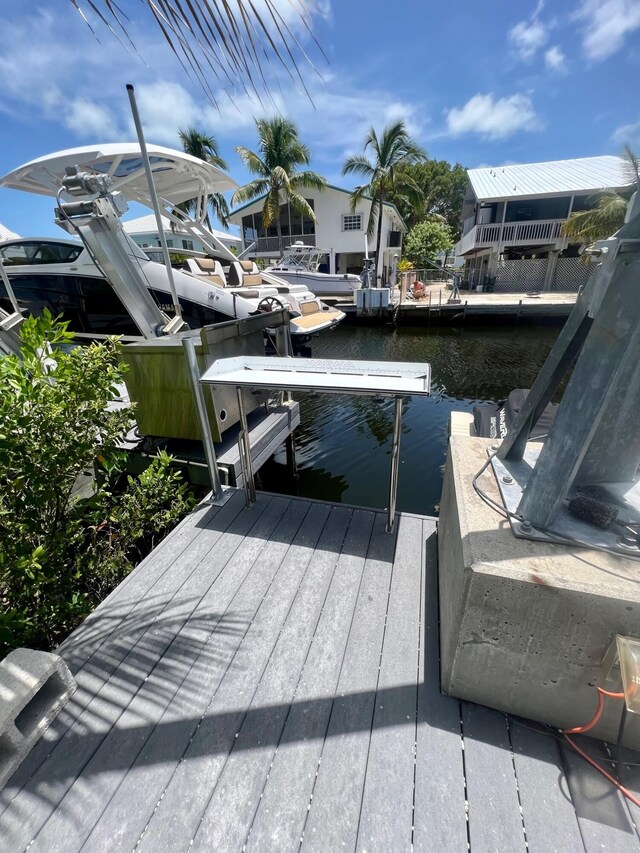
(562, 687, 640, 809)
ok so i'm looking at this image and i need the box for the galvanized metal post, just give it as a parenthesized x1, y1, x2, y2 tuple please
(126, 83, 183, 322)
(181, 336, 225, 501)
(236, 387, 256, 506)
(387, 397, 404, 533)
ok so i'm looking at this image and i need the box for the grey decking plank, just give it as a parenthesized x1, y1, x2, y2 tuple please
(509, 719, 585, 853)
(616, 744, 640, 840)
(0, 493, 271, 852)
(245, 509, 376, 852)
(30, 496, 294, 853)
(561, 736, 640, 852)
(136, 501, 336, 852)
(188, 506, 354, 852)
(462, 702, 527, 852)
(302, 512, 396, 853)
(68, 498, 312, 853)
(356, 513, 424, 852)
(0, 490, 247, 819)
(414, 521, 468, 853)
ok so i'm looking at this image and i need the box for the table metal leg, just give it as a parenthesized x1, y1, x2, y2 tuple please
(237, 386, 256, 506)
(182, 337, 227, 504)
(387, 396, 403, 533)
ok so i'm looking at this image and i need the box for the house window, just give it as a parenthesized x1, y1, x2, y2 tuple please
(342, 214, 362, 231)
(182, 239, 194, 250)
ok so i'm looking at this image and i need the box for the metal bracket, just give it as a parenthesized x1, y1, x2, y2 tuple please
(490, 447, 640, 556)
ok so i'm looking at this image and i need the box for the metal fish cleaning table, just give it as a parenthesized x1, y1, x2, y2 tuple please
(199, 356, 432, 531)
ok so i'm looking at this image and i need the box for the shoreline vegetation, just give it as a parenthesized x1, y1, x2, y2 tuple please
(0, 313, 195, 655)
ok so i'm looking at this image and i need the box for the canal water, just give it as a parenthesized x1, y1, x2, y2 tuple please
(261, 323, 562, 516)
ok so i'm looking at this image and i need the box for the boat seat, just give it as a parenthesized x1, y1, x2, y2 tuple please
(228, 259, 264, 288)
(186, 257, 227, 288)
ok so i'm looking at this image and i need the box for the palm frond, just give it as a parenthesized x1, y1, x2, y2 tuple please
(342, 155, 375, 179)
(287, 191, 318, 222)
(231, 178, 269, 206)
(562, 191, 629, 242)
(292, 170, 327, 191)
(71, 0, 326, 106)
(235, 146, 268, 176)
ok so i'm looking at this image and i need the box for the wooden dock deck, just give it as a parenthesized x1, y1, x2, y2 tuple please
(1, 490, 639, 851)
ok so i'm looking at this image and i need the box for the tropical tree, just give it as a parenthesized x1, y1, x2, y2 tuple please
(404, 218, 454, 269)
(232, 117, 326, 247)
(178, 126, 230, 228)
(390, 160, 468, 236)
(342, 121, 427, 278)
(70, 3, 323, 107)
(562, 146, 639, 243)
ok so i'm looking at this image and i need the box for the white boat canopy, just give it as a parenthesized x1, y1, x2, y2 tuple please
(0, 143, 237, 206)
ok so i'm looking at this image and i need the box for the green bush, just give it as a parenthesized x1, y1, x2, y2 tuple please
(0, 312, 194, 654)
(404, 218, 454, 269)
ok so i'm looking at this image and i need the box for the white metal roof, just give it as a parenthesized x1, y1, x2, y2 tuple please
(468, 155, 632, 201)
(0, 143, 237, 204)
(122, 213, 240, 243)
(0, 222, 19, 241)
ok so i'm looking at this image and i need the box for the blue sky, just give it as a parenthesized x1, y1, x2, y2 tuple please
(0, 0, 638, 237)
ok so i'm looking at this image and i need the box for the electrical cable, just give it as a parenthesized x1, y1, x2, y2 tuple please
(561, 687, 640, 808)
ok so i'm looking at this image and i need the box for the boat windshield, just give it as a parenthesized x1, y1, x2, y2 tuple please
(278, 246, 324, 270)
(0, 240, 83, 266)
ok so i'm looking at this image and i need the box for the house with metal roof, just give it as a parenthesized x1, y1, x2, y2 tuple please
(228, 184, 406, 281)
(455, 155, 633, 292)
(122, 213, 241, 255)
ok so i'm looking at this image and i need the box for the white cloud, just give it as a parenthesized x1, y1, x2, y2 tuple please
(574, 0, 640, 60)
(544, 45, 567, 70)
(65, 99, 117, 138)
(509, 18, 548, 59)
(612, 119, 640, 145)
(446, 93, 540, 140)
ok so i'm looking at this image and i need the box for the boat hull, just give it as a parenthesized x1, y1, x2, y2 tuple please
(266, 268, 361, 295)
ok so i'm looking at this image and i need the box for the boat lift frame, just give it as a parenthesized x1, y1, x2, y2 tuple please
(199, 356, 431, 532)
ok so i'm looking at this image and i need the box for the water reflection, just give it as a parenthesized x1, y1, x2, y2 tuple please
(261, 323, 560, 516)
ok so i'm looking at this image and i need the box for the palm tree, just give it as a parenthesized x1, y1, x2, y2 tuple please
(178, 127, 230, 228)
(342, 121, 427, 278)
(232, 117, 326, 249)
(562, 146, 639, 243)
(70, 2, 324, 106)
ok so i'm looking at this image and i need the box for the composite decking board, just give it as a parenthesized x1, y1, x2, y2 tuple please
(617, 745, 640, 835)
(189, 505, 355, 851)
(0, 494, 273, 852)
(509, 719, 585, 853)
(301, 511, 397, 853)
(461, 703, 527, 852)
(135, 501, 336, 852)
(0, 491, 247, 817)
(561, 736, 640, 852)
(72, 497, 312, 853)
(413, 522, 468, 853)
(30, 496, 294, 853)
(356, 513, 424, 852)
(244, 509, 376, 852)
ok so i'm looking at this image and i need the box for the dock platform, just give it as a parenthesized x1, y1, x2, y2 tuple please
(1, 491, 639, 851)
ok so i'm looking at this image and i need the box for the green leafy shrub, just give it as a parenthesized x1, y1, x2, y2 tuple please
(0, 312, 194, 654)
(404, 218, 454, 269)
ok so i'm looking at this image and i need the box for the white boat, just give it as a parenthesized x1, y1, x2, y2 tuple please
(267, 242, 362, 295)
(0, 145, 344, 347)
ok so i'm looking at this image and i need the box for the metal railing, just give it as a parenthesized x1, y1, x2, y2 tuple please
(456, 219, 566, 255)
(248, 234, 316, 253)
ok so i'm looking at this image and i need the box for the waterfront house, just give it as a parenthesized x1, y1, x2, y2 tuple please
(454, 155, 633, 292)
(228, 184, 406, 281)
(122, 213, 241, 255)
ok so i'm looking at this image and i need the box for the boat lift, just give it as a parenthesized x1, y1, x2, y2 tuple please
(489, 191, 640, 556)
(198, 356, 431, 532)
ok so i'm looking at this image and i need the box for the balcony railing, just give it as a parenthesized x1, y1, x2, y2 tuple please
(248, 234, 316, 254)
(456, 219, 566, 255)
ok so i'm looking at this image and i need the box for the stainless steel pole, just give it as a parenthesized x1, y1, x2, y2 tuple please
(237, 387, 256, 505)
(126, 83, 183, 321)
(387, 396, 404, 533)
(182, 336, 224, 500)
